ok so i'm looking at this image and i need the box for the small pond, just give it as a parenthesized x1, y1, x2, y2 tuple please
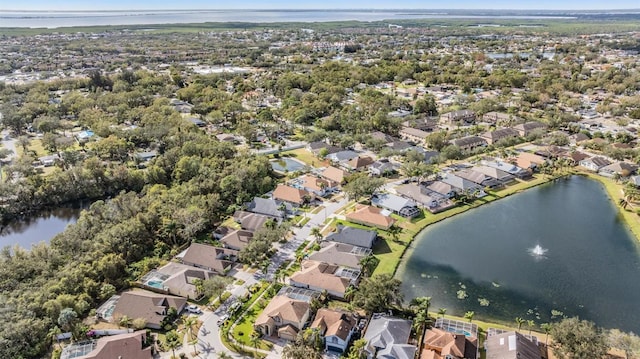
(270, 158, 306, 173)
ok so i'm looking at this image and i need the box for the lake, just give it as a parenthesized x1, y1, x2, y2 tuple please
(270, 158, 306, 173)
(0, 10, 577, 28)
(0, 205, 85, 250)
(397, 175, 640, 332)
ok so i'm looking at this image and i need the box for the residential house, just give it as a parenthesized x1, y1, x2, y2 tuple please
(369, 159, 399, 176)
(299, 175, 337, 197)
(482, 161, 531, 179)
(244, 197, 286, 219)
(371, 192, 421, 218)
(39, 154, 59, 167)
(484, 331, 541, 359)
(403, 118, 438, 132)
(346, 204, 395, 230)
(143, 262, 216, 299)
(422, 327, 478, 359)
(254, 294, 311, 341)
(579, 156, 612, 172)
(307, 141, 342, 156)
(399, 127, 430, 143)
(482, 112, 523, 126)
(180, 243, 237, 275)
(111, 291, 186, 329)
(290, 261, 359, 299)
(308, 242, 372, 270)
(479, 128, 520, 145)
(363, 315, 417, 359)
(321, 166, 347, 185)
(370, 131, 396, 144)
(273, 184, 311, 206)
(425, 181, 457, 199)
(343, 156, 374, 172)
(451, 136, 487, 152)
(327, 150, 360, 164)
(311, 308, 359, 353)
(220, 229, 254, 251)
(440, 174, 486, 197)
(216, 133, 236, 142)
(472, 166, 516, 184)
(513, 121, 547, 137)
(326, 225, 378, 249)
(59, 331, 152, 359)
(134, 151, 157, 164)
(233, 211, 270, 232)
(598, 161, 638, 178)
(515, 152, 546, 171)
(440, 110, 476, 126)
(396, 183, 456, 213)
(396, 183, 439, 207)
(387, 140, 414, 152)
(454, 169, 502, 189)
(187, 117, 206, 127)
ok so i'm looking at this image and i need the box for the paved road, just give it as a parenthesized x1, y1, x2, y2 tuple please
(265, 197, 349, 281)
(187, 196, 349, 358)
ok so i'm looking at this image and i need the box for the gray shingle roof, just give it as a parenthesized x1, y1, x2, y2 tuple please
(326, 225, 377, 249)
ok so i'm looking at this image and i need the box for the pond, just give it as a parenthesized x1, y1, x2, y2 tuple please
(270, 157, 306, 173)
(397, 176, 640, 332)
(0, 204, 86, 250)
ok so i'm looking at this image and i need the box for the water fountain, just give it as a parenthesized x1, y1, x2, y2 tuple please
(528, 244, 548, 259)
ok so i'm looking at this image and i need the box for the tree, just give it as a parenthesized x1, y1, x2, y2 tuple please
(410, 296, 432, 350)
(527, 320, 535, 335)
(250, 331, 261, 354)
(540, 323, 552, 345)
(515, 317, 525, 332)
(345, 338, 367, 359)
(550, 317, 609, 359)
(310, 226, 322, 242)
(464, 311, 475, 323)
(607, 329, 640, 359)
(183, 315, 199, 354)
(201, 276, 231, 302)
(165, 330, 181, 359)
(437, 307, 447, 318)
(359, 255, 378, 277)
(352, 274, 403, 314)
(57, 307, 78, 332)
(413, 95, 438, 116)
(119, 315, 132, 329)
(343, 173, 384, 201)
(217, 352, 232, 359)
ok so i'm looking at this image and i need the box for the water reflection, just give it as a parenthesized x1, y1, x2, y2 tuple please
(0, 203, 87, 249)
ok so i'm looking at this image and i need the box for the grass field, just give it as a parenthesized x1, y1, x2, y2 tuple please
(277, 148, 329, 168)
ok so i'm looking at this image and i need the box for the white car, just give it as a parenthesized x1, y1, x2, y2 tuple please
(185, 305, 202, 314)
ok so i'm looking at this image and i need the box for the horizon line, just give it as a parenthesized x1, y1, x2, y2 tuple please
(2, 8, 640, 12)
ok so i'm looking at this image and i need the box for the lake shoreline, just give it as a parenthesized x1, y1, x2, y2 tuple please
(392, 169, 640, 331)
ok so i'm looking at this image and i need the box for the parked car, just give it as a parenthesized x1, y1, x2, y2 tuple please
(217, 314, 229, 326)
(186, 305, 202, 314)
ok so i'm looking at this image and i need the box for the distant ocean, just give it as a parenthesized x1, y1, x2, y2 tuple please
(0, 10, 581, 29)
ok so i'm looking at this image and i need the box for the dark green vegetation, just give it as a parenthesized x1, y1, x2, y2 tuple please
(0, 72, 275, 358)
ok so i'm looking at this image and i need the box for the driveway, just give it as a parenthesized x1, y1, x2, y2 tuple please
(1, 129, 17, 162)
(265, 196, 349, 281)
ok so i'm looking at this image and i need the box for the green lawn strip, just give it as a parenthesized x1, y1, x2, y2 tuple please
(230, 282, 278, 350)
(279, 148, 328, 168)
(580, 171, 640, 242)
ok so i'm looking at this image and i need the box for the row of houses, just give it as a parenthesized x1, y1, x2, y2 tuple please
(451, 121, 547, 152)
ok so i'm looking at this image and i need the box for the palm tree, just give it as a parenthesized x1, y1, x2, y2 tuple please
(183, 315, 199, 354)
(437, 308, 447, 319)
(388, 224, 401, 242)
(310, 226, 322, 242)
(250, 331, 261, 354)
(464, 311, 475, 323)
(344, 285, 356, 301)
(119, 315, 131, 329)
(217, 352, 232, 359)
(527, 320, 536, 335)
(165, 330, 181, 359)
(359, 255, 377, 277)
(47, 325, 63, 350)
(410, 296, 432, 351)
(515, 317, 525, 332)
(540, 323, 552, 345)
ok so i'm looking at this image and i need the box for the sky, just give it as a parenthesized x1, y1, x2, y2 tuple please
(1, 0, 639, 11)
